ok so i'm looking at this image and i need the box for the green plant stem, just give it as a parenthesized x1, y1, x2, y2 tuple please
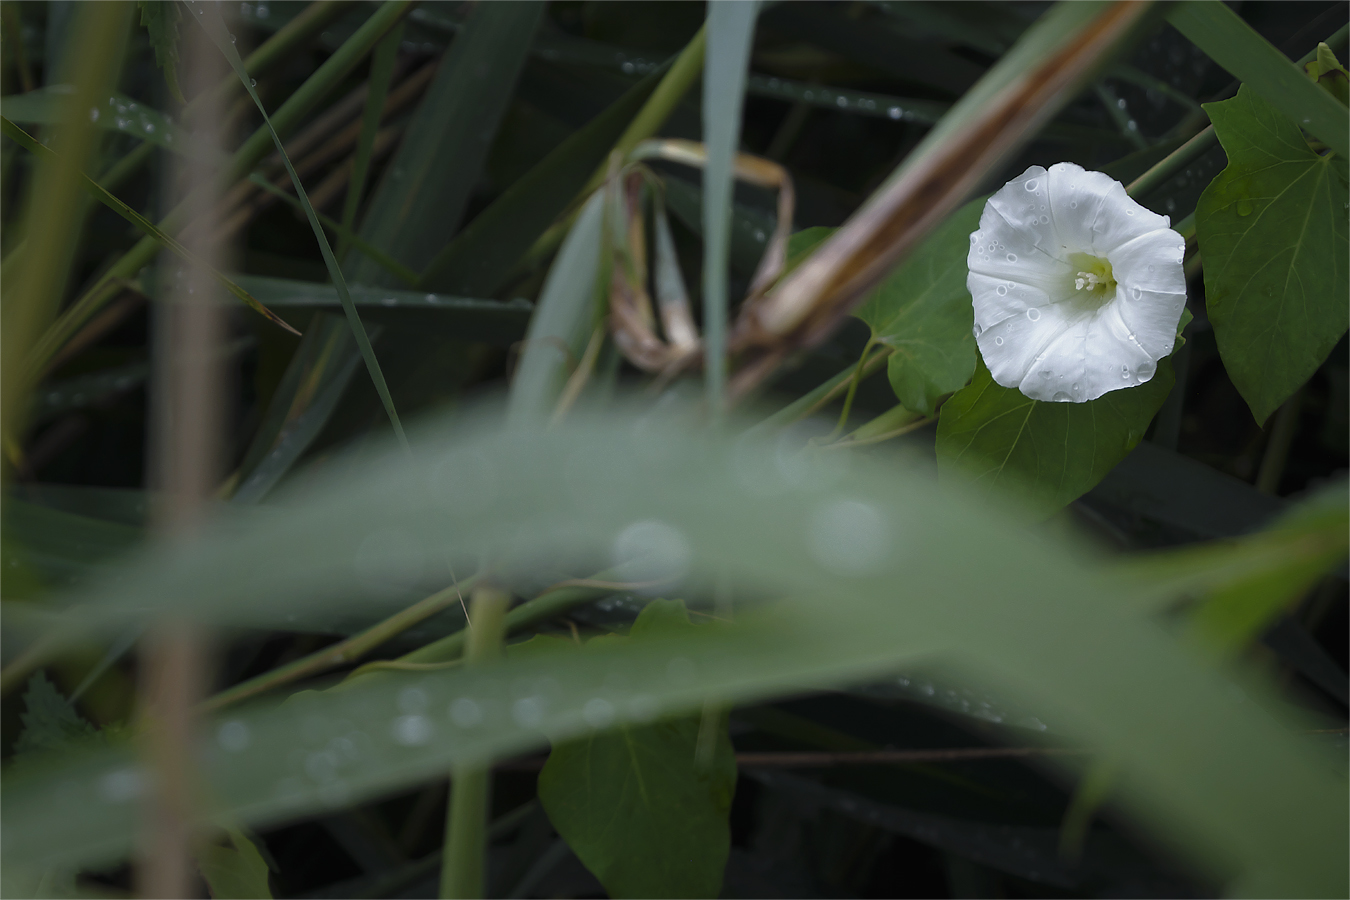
(1255, 386, 1304, 495)
(343, 574, 633, 681)
(508, 25, 707, 283)
(1059, 759, 1118, 861)
(1125, 125, 1216, 199)
(201, 575, 482, 712)
(751, 346, 894, 433)
(339, 19, 403, 264)
(831, 334, 878, 437)
(29, 0, 414, 377)
(440, 585, 511, 900)
(97, 0, 357, 196)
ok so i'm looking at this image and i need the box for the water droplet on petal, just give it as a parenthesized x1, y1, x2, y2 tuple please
(1039, 215, 1049, 224)
(1069, 200, 1077, 209)
(972, 324, 983, 338)
(1006, 253, 1017, 262)
(995, 285, 1007, 296)
(1126, 209, 1135, 216)
(994, 337, 1003, 346)
(1025, 179, 1039, 191)
(89, 108, 99, 122)
(1052, 391, 1072, 402)
(1072, 383, 1080, 392)
(1131, 286, 1142, 300)
(1026, 308, 1040, 321)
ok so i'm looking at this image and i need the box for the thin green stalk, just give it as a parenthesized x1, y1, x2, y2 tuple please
(750, 346, 894, 434)
(1125, 125, 1216, 199)
(831, 334, 878, 437)
(339, 20, 403, 264)
(201, 575, 482, 712)
(1, 2, 131, 449)
(1255, 387, 1304, 495)
(30, 0, 414, 377)
(97, 0, 356, 196)
(440, 585, 511, 900)
(1059, 759, 1118, 861)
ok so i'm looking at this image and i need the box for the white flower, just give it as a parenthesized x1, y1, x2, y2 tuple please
(966, 162, 1186, 402)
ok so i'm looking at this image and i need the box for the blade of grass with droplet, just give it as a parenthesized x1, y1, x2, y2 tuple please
(1167, 1, 1349, 158)
(337, 20, 402, 266)
(186, 0, 406, 450)
(1, 406, 1345, 894)
(703, 1, 759, 415)
(348, 1, 545, 286)
(30, 0, 414, 381)
(246, 173, 417, 286)
(1, 87, 191, 154)
(1, 117, 299, 335)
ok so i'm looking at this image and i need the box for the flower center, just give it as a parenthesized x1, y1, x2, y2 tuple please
(1067, 252, 1116, 303)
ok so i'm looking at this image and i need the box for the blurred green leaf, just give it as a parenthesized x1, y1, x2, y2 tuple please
(854, 200, 982, 415)
(1196, 85, 1349, 425)
(702, 0, 759, 412)
(1168, 1, 1350, 158)
(350, 1, 545, 285)
(137, 0, 184, 102)
(2, 497, 143, 585)
(936, 357, 1175, 516)
(507, 191, 606, 424)
(195, 830, 273, 900)
(14, 673, 99, 760)
(538, 600, 736, 900)
(0, 405, 1344, 896)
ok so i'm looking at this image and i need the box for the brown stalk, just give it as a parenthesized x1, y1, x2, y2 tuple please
(134, 24, 227, 900)
(727, 1, 1153, 400)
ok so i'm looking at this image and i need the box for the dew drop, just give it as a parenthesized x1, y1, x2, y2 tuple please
(887, 106, 902, 120)
(449, 698, 483, 728)
(392, 715, 433, 746)
(972, 324, 983, 338)
(1039, 215, 1049, 224)
(1131, 286, 1142, 300)
(1069, 200, 1077, 209)
(1006, 253, 1017, 262)
(1126, 209, 1134, 216)
(217, 720, 251, 752)
(1052, 391, 1071, 402)
(1147, 264, 1154, 273)
(1039, 370, 1053, 379)
(582, 698, 616, 728)
(993, 336, 1003, 346)
(1025, 179, 1038, 191)
(1026, 308, 1041, 321)
(143, 122, 155, 134)
(1121, 366, 1131, 380)
(89, 107, 99, 122)
(995, 285, 1007, 296)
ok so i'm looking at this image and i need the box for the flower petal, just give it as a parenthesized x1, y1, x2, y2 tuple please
(1044, 162, 1118, 254)
(967, 272, 1053, 331)
(1065, 165, 1172, 255)
(968, 167, 1074, 290)
(1018, 301, 1160, 402)
(977, 295, 1081, 390)
(1108, 228, 1187, 359)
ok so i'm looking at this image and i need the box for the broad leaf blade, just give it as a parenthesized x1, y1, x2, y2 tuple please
(1195, 86, 1349, 425)
(538, 601, 736, 899)
(936, 357, 1175, 516)
(854, 200, 983, 415)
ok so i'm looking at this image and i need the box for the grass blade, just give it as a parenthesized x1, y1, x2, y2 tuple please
(1168, 1, 1349, 158)
(338, 20, 403, 265)
(1, 117, 299, 336)
(0, 1, 132, 447)
(246, 173, 418, 286)
(349, 1, 545, 285)
(186, 0, 407, 450)
(703, 1, 759, 416)
(29, 0, 413, 380)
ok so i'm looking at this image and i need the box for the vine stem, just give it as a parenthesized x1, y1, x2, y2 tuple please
(831, 335, 879, 438)
(440, 585, 511, 899)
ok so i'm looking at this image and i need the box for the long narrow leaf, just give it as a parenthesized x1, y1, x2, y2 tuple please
(337, 20, 403, 264)
(1168, 1, 1349, 158)
(0, 405, 1343, 894)
(186, 1, 407, 450)
(702, 1, 759, 415)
